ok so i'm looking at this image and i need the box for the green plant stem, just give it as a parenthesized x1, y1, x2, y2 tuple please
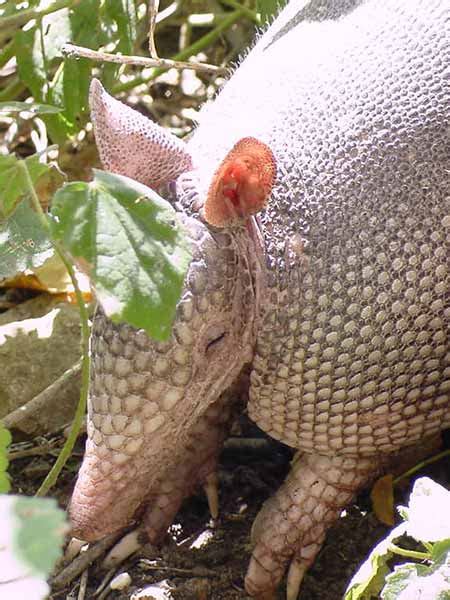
(0, 0, 74, 31)
(18, 159, 91, 497)
(220, 0, 259, 24)
(388, 543, 430, 561)
(0, 39, 14, 69)
(393, 449, 450, 485)
(0, 77, 26, 102)
(112, 9, 245, 94)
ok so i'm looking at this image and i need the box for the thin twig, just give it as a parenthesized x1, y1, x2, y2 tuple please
(77, 568, 89, 600)
(61, 43, 227, 75)
(8, 441, 63, 461)
(52, 534, 122, 589)
(3, 360, 81, 439)
(139, 560, 218, 578)
(112, 9, 243, 94)
(94, 568, 116, 597)
(148, 0, 160, 58)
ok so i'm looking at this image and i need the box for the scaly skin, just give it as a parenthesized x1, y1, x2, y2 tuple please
(70, 1, 449, 597)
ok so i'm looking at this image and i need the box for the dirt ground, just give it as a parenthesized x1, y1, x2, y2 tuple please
(9, 419, 449, 600)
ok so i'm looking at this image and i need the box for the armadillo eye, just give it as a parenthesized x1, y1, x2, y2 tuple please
(205, 331, 227, 356)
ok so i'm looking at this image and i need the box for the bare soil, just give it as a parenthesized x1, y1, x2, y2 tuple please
(10, 420, 450, 600)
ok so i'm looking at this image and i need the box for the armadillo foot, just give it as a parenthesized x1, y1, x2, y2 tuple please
(244, 453, 381, 598)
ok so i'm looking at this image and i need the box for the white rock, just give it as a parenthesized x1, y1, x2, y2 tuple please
(110, 571, 131, 590)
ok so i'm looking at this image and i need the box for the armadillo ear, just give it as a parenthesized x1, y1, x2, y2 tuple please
(89, 79, 192, 190)
(203, 137, 276, 228)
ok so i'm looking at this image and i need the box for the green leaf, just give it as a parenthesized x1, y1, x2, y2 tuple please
(0, 200, 53, 280)
(0, 101, 62, 114)
(49, 170, 192, 340)
(0, 422, 12, 494)
(0, 153, 50, 217)
(0, 495, 67, 598)
(61, 57, 91, 124)
(15, 28, 47, 101)
(60, 0, 100, 124)
(404, 477, 450, 543)
(344, 523, 408, 600)
(13, 496, 68, 577)
(381, 557, 450, 600)
(432, 539, 450, 564)
(102, 0, 137, 55)
(257, 0, 286, 23)
(15, 27, 71, 142)
(0, 424, 11, 450)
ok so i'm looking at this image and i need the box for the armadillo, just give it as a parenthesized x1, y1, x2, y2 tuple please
(69, 0, 450, 597)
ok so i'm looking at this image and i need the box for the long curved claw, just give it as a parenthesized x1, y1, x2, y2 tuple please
(286, 558, 307, 600)
(203, 471, 220, 520)
(245, 453, 380, 598)
(102, 529, 143, 569)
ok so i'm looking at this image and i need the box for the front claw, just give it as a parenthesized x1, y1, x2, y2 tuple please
(245, 453, 380, 598)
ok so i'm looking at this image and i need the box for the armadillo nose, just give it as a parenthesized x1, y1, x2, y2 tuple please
(69, 444, 144, 542)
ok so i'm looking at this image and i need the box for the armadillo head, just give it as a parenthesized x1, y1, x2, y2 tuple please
(69, 80, 275, 541)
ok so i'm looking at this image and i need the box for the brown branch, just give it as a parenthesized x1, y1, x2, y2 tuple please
(61, 43, 227, 75)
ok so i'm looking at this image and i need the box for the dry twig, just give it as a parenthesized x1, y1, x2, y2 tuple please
(61, 44, 227, 75)
(52, 533, 122, 589)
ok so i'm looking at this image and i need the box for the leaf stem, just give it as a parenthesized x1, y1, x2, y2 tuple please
(17, 159, 91, 497)
(387, 544, 431, 561)
(0, 0, 74, 31)
(393, 449, 450, 485)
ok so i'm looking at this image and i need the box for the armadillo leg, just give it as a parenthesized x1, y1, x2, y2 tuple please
(143, 392, 237, 543)
(245, 453, 381, 598)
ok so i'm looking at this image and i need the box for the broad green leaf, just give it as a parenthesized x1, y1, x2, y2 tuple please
(0, 102, 62, 114)
(13, 496, 68, 576)
(0, 424, 11, 450)
(0, 201, 53, 280)
(0, 422, 11, 493)
(0, 495, 68, 599)
(49, 170, 192, 340)
(99, 0, 138, 87)
(62, 57, 91, 125)
(61, 0, 100, 124)
(15, 28, 47, 101)
(15, 27, 71, 142)
(344, 523, 407, 600)
(402, 477, 450, 542)
(432, 539, 450, 564)
(0, 153, 50, 217)
(381, 558, 450, 600)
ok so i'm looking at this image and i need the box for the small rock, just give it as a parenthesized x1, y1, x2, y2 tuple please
(110, 572, 131, 590)
(131, 580, 173, 599)
(0, 294, 83, 436)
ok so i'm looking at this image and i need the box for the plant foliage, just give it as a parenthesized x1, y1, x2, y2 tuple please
(345, 477, 450, 600)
